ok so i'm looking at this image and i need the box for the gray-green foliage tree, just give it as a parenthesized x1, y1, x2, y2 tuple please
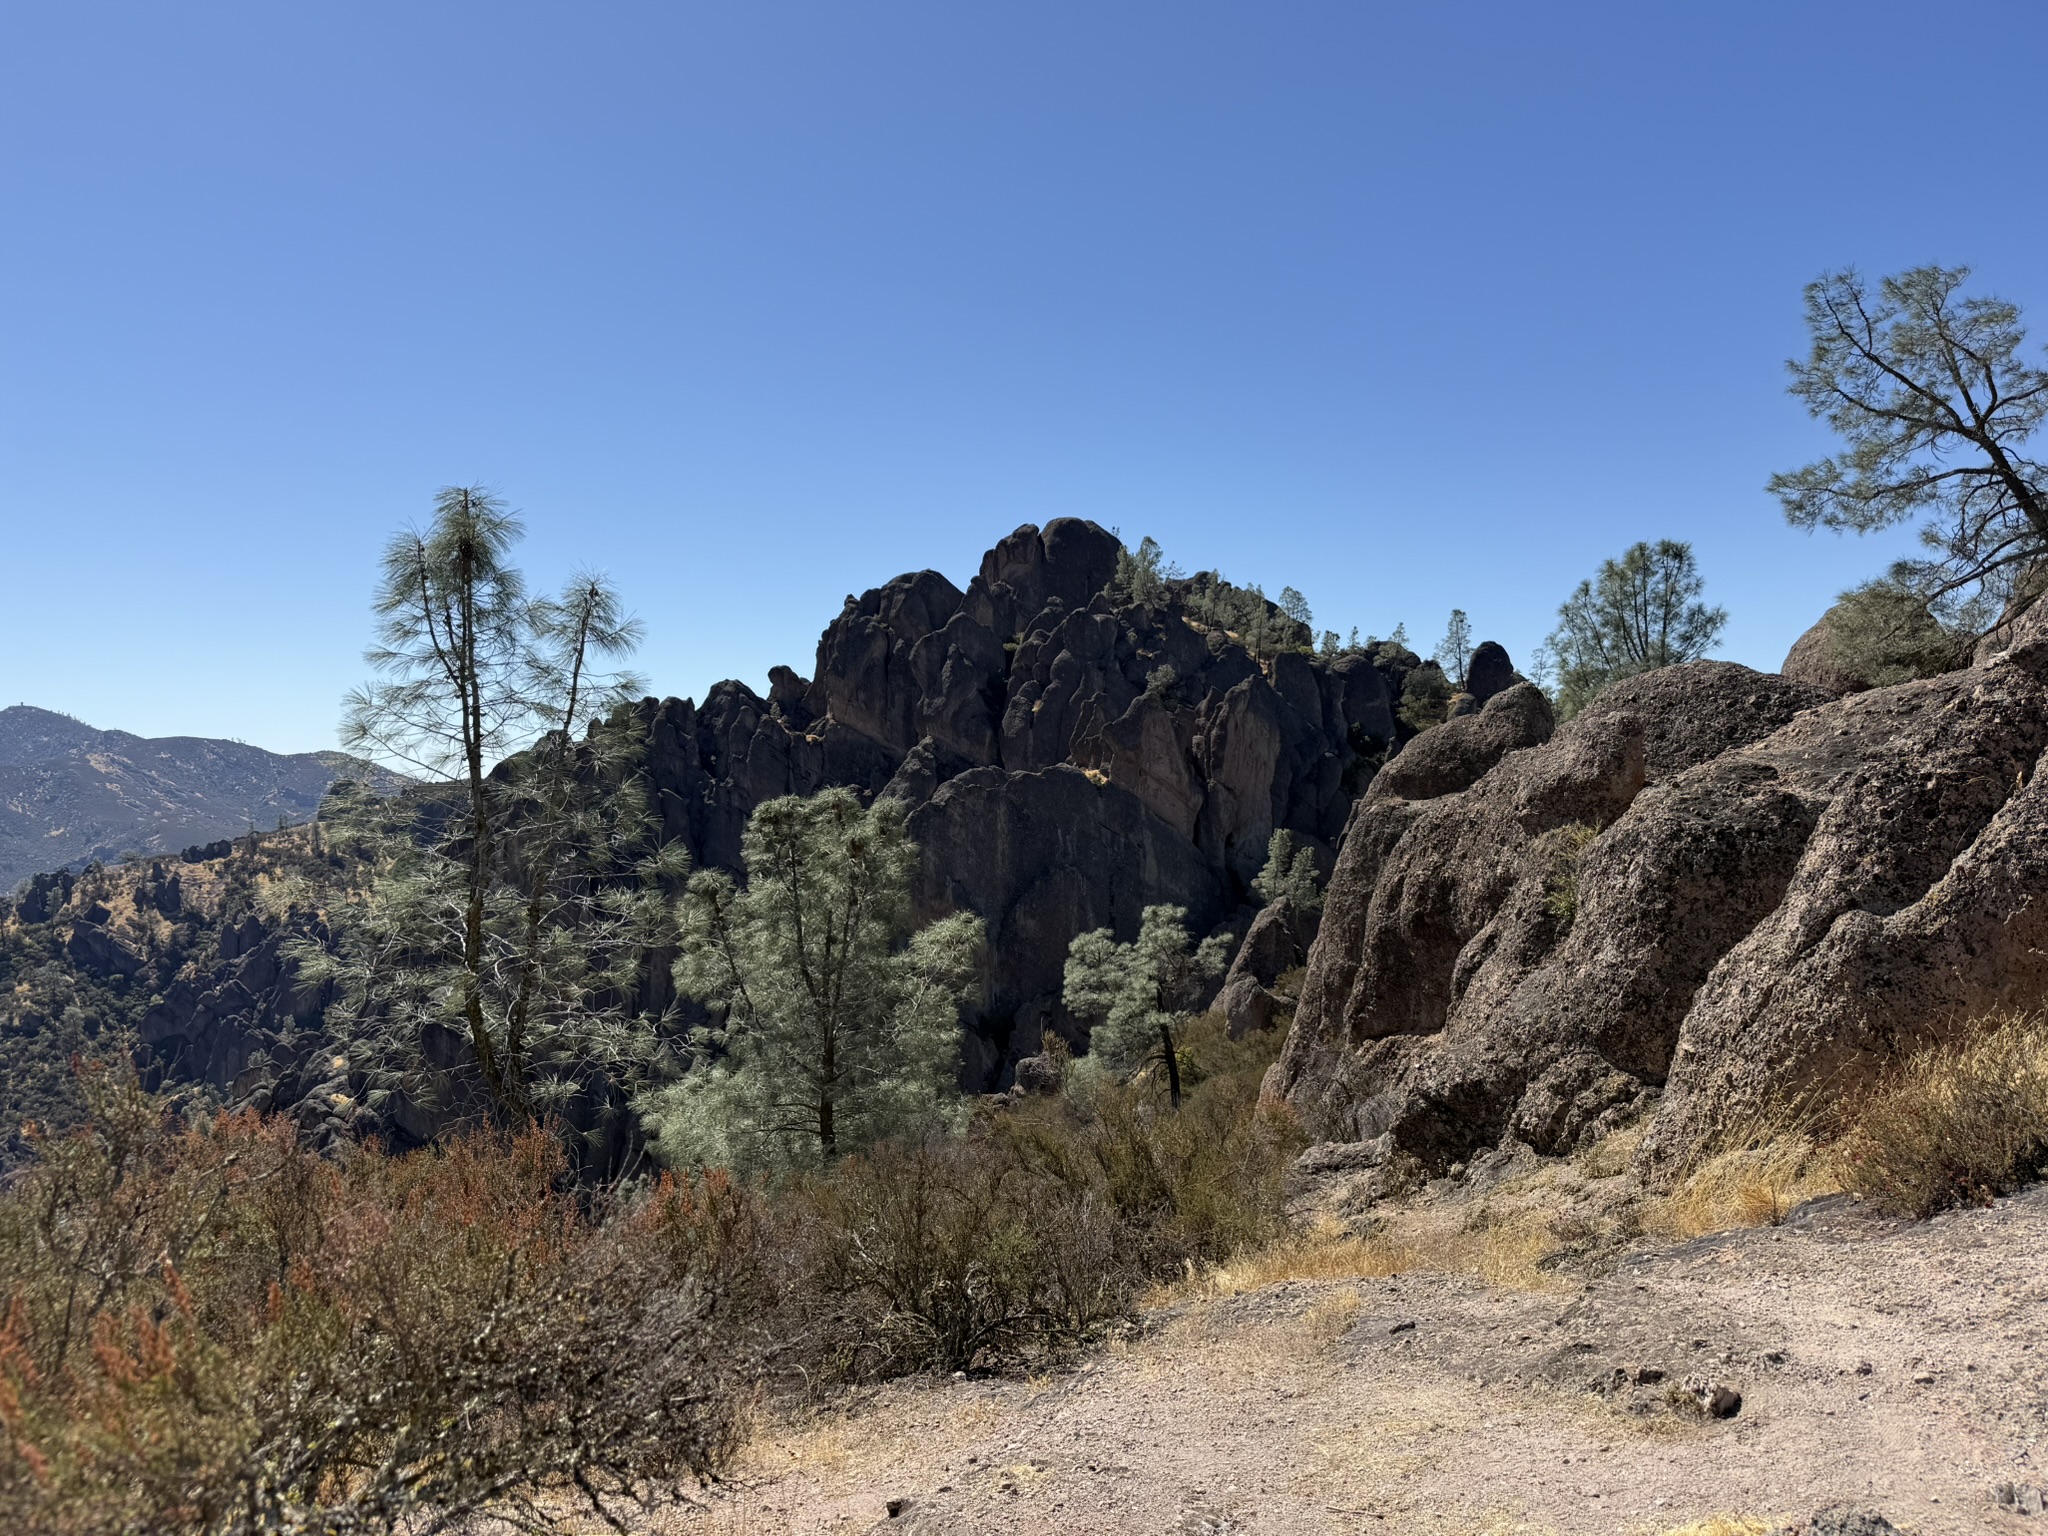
(640, 789, 983, 1171)
(1251, 830, 1322, 913)
(1114, 534, 1182, 606)
(1770, 265, 2048, 638)
(1111, 536, 1318, 658)
(1541, 539, 1727, 718)
(1062, 905, 1230, 1109)
(1433, 609, 1474, 690)
(1397, 661, 1455, 733)
(304, 486, 676, 1132)
(1182, 573, 1310, 659)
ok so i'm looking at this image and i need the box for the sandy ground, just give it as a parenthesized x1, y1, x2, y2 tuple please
(643, 1184, 2048, 1536)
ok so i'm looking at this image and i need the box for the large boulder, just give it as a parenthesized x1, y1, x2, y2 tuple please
(1464, 640, 1519, 703)
(1643, 644, 2048, 1168)
(65, 908, 144, 979)
(1780, 618, 1860, 695)
(1366, 683, 1553, 803)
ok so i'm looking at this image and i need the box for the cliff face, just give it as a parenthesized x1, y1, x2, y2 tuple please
(632, 519, 1395, 1080)
(0, 832, 354, 1167)
(1273, 642, 2048, 1176)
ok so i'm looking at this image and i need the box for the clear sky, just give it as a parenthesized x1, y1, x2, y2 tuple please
(5, 2, 2045, 753)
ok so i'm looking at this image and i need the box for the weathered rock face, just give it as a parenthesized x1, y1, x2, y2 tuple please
(1218, 895, 1318, 1038)
(1364, 683, 1553, 804)
(1780, 618, 1860, 695)
(1267, 653, 2048, 1174)
(908, 765, 1228, 1076)
(1643, 646, 2048, 1168)
(630, 520, 1386, 1084)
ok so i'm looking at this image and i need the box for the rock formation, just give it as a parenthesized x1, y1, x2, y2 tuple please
(1273, 643, 2048, 1176)
(1218, 895, 1318, 1037)
(615, 520, 1402, 1081)
(6, 520, 1420, 1141)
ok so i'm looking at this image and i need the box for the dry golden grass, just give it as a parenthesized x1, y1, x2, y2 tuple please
(736, 1409, 893, 1481)
(1575, 1119, 1647, 1180)
(1833, 1008, 2048, 1216)
(1646, 1010, 2048, 1230)
(1653, 1517, 1771, 1536)
(1643, 1133, 1839, 1239)
(1167, 1208, 1560, 1301)
(1297, 1284, 1364, 1345)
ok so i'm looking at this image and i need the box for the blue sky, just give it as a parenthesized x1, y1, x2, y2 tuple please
(5, 2, 2045, 752)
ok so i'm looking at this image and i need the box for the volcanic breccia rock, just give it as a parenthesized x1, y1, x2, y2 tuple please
(1271, 642, 2048, 1174)
(607, 520, 1401, 1081)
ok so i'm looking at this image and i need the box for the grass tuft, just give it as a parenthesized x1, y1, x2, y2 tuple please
(1832, 1008, 2048, 1217)
(1644, 1130, 1836, 1239)
(1171, 1208, 1560, 1299)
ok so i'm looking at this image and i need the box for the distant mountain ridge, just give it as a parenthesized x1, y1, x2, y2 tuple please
(0, 705, 403, 891)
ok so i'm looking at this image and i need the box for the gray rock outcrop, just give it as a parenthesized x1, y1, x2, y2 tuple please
(1780, 618, 1862, 695)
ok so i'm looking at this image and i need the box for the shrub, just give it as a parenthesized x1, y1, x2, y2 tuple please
(1818, 578, 1969, 688)
(781, 1134, 1083, 1378)
(0, 1024, 1305, 1524)
(758, 1017, 1302, 1382)
(0, 1066, 751, 1535)
(1536, 822, 1601, 926)
(1397, 662, 1455, 732)
(1834, 1009, 2048, 1217)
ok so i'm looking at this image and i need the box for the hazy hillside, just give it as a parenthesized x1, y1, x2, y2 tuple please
(0, 705, 403, 891)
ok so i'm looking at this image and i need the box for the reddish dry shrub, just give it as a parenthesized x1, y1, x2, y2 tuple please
(0, 1066, 751, 1535)
(0, 1022, 1302, 1527)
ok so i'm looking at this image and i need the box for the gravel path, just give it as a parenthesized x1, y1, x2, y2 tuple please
(654, 1187, 2048, 1535)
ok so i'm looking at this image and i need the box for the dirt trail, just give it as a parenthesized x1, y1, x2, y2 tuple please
(654, 1188, 2048, 1535)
